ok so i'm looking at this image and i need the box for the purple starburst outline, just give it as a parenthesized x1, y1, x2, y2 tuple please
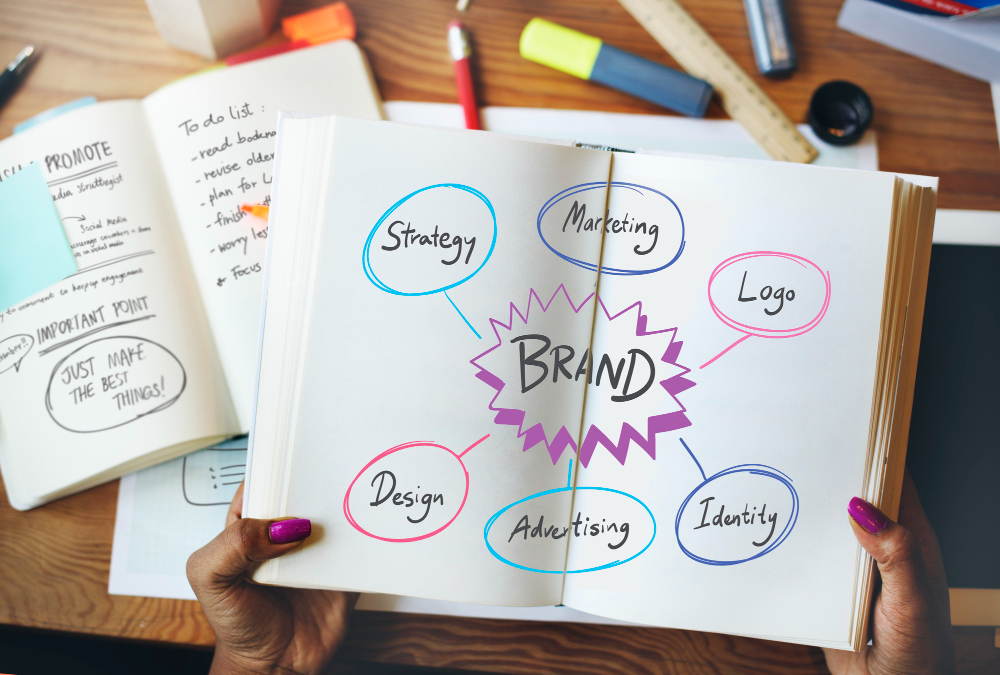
(470, 284, 696, 468)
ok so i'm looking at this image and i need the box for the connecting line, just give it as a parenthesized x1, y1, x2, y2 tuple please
(444, 290, 481, 339)
(679, 438, 706, 482)
(699, 334, 751, 369)
(459, 433, 490, 458)
(566, 458, 573, 488)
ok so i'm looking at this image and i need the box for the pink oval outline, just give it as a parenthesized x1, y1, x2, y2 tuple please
(707, 251, 831, 339)
(343, 441, 471, 543)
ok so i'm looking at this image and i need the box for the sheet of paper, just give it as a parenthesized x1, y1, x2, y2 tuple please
(992, 82, 1000, 153)
(0, 162, 77, 312)
(560, 152, 898, 646)
(109, 438, 246, 599)
(383, 102, 879, 171)
(934, 209, 1000, 244)
(0, 101, 238, 508)
(143, 41, 383, 429)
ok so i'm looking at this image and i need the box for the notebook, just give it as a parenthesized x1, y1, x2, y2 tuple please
(245, 115, 937, 650)
(0, 41, 383, 510)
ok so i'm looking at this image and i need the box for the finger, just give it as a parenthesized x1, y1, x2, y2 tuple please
(226, 480, 245, 528)
(820, 647, 853, 673)
(896, 470, 951, 615)
(187, 516, 311, 595)
(847, 497, 932, 612)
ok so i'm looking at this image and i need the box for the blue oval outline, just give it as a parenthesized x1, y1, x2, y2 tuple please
(536, 182, 686, 276)
(483, 486, 656, 574)
(362, 183, 498, 296)
(674, 464, 800, 566)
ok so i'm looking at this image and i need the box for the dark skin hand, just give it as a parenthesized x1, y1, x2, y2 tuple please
(187, 482, 358, 675)
(824, 470, 955, 675)
(187, 473, 953, 674)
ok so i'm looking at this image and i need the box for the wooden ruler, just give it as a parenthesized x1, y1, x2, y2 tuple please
(618, 0, 818, 164)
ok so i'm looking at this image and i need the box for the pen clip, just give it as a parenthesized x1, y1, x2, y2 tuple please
(8, 45, 38, 76)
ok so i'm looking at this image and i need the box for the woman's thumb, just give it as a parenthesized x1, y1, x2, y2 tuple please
(848, 497, 928, 600)
(187, 517, 311, 593)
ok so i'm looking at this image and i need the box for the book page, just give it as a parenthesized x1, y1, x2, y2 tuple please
(562, 152, 899, 647)
(254, 117, 611, 606)
(382, 101, 880, 171)
(0, 101, 239, 508)
(143, 41, 383, 429)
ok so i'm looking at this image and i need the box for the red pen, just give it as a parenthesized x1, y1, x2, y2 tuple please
(448, 21, 481, 130)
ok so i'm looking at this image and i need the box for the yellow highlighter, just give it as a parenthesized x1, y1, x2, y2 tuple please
(519, 18, 713, 117)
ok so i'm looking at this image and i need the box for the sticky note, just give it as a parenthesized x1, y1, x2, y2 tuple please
(0, 163, 78, 312)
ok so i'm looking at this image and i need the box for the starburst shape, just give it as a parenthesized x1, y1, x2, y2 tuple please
(471, 285, 695, 467)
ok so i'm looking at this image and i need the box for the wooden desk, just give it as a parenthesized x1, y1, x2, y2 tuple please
(0, 0, 997, 673)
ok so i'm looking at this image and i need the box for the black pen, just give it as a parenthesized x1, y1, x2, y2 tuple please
(0, 45, 40, 111)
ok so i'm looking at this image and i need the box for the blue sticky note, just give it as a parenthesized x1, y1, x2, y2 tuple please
(0, 163, 78, 311)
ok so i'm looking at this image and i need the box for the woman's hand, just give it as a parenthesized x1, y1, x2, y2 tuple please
(187, 482, 358, 675)
(824, 470, 955, 675)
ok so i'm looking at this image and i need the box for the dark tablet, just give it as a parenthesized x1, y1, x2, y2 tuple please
(907, 240, 1000, 590)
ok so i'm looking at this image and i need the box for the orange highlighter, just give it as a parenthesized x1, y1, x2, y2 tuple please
(241, 204, 269, 219)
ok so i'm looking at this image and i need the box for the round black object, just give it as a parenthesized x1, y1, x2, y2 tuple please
(808, 81, 873, 146)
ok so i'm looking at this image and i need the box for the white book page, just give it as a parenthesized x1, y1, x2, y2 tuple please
(562, 152, 898, 646)
(383, 101, 879, 171)
(262, 118, 610, 606)
(0, 101, 238, 506)
(143, 41, 383, 429)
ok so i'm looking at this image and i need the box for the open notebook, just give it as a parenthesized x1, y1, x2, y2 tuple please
(0, 42, 382, 510)
(246, 116, 936, 650)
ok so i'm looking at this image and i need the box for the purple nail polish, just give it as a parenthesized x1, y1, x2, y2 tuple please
(270, 518, 311, 544)
(848, 497, 888, 534)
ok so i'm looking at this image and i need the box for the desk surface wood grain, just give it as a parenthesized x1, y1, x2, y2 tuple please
(0, 1, 997, 673)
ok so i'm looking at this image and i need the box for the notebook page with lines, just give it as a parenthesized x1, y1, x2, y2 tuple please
(0, 100, 237, 509)
(0, 41, 383, 509)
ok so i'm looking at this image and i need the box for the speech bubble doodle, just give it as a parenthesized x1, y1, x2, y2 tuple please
(0, 334, 34, 375)
(484, 459, 656, 573)
(537, 182, 685, 276)
(701, 251, 831, 369)
(472, 285, 695, 468)
(45, 336, 187, 433)
(362, 183, 497, 338)
(344, 434, 489, 543)
(674, 438, 799, 566)
(182, 448, 247, 506)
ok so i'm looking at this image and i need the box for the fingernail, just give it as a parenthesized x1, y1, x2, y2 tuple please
(848, 497, 888, 534)
(269, 518, 311, 544)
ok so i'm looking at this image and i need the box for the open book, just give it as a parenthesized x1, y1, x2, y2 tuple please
(0, 42, 382, 510)
(246, 116, 937, 650)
